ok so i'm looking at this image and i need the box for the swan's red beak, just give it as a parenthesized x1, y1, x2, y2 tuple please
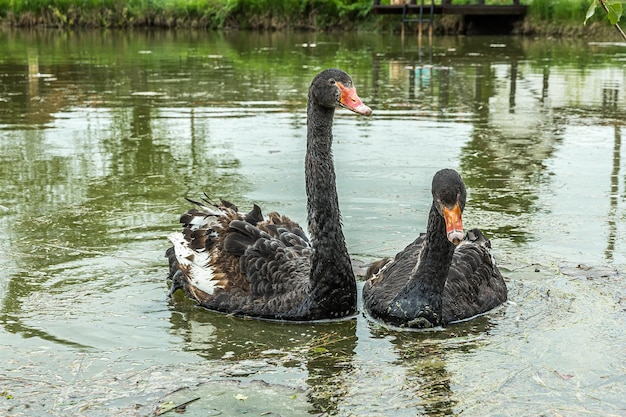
(337, 82, 372, 116)
(442, 203, 464, 245)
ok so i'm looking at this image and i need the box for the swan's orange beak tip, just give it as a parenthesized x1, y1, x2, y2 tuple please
(353, 103, 372, 116)
(442, 203, 464, 246)
(447, 230, 464, 246)
(337, 82, 372, 116)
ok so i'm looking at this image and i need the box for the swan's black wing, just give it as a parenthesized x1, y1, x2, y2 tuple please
(442, 228, 507, 323)
(224, 219, 312, 297)
(363, 234, 426, 319)
(168, 199, 317, 318)
(166, 200, 322, 319)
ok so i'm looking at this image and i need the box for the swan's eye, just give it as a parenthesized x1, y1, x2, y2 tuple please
(328, 79, 336, 85)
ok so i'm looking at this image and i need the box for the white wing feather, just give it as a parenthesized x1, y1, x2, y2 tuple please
(168, 232, 218, 295)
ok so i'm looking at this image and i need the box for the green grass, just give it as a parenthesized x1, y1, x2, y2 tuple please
(526, 0, 595, 22)
(0, 0, 236, 28)
(0, 0, 374, 29)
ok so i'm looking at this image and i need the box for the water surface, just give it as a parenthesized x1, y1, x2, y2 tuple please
(0, 29, 625, 416)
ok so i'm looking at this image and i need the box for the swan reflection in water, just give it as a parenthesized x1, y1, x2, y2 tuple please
(167, 290, 501, 417)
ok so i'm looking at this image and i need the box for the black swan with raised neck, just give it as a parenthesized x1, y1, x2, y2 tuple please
(363, 169, 507, 329)
(166, 68, 372, 321)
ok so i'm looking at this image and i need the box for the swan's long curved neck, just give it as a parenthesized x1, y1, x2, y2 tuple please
(406, 203, 456, 307)
(305, 103, 355, 297)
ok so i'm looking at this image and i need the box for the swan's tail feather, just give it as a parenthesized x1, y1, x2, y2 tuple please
(167, 232, 221, 296)
(184, 197, 226, 218)
(168, 197, 265, 300)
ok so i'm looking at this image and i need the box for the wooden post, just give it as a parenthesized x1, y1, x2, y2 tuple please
(429, 0, 433, 39)
(401, 4, 406, 41)
(509, 60, 517, 113)
(418, 0, 424, 39)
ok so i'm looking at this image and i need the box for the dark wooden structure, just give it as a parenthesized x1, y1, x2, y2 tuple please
(373, 0, 527, 35)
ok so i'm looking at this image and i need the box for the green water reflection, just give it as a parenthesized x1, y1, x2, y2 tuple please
(0, 29, 625, 416)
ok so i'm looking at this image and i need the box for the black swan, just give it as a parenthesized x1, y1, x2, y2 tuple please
(363, 169, 507, 329)
(166, 68, 372, 321)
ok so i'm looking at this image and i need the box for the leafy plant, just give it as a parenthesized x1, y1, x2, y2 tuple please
(585, 0, 626, 40)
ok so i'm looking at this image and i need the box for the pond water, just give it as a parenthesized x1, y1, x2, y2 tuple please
(1, 29, 625, 416)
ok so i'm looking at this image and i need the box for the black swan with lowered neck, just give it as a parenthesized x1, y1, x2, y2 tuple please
(363, 169, 507, 329)
(166, 68, 372, 321)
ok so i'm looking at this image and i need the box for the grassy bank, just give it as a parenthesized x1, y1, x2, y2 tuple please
(0, 0, 618, 34)
(0, 0, 374, 30)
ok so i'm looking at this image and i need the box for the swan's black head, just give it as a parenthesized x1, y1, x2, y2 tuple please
(432, 169, 467, 245)
(309, 68, 372, 116)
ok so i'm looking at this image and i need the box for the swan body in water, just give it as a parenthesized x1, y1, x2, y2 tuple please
(166, 68, 372, 321)
(363, 169, 507, 329)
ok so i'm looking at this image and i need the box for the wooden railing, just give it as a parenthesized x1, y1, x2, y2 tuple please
(374, 0, 521, 5)
(372, 0, 526, 15)
(372, 0, 527, 35)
